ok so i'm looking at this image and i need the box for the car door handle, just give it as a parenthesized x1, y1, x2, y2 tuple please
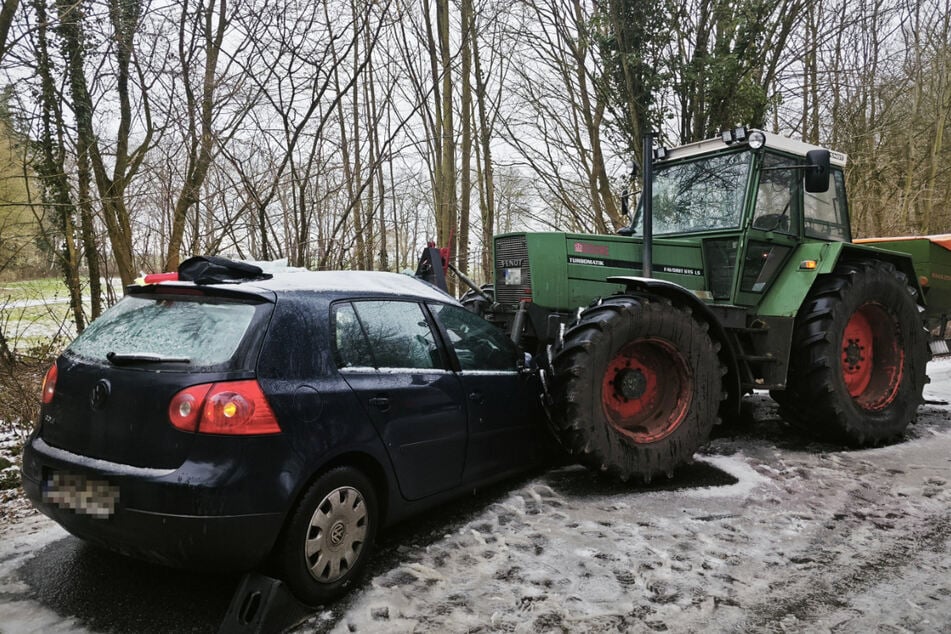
(368, 397, 390, 411)
(468, 391, 485, 405)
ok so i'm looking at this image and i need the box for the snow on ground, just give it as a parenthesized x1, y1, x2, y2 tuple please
(311, 444, 951, 633)
(0, 425, 36, 527)
(305, 361, 951, 633)
(1, 361, 950, 633)
(0, 516, 79, 633)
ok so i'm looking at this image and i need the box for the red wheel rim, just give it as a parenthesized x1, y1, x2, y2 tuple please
(600, 338, 693, 443)
(841, 303, 903, 410)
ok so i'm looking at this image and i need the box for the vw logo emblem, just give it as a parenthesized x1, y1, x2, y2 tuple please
(90, 380, 111, 411)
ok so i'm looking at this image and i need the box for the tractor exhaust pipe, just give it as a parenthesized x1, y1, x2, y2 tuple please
(642, 132, 653, 279)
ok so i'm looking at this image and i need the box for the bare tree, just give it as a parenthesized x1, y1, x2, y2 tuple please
(52, 0, 153, 288)
(25, 0, 85, 329)
(163, 0, 254, 269)
(500, 0, 621, 233)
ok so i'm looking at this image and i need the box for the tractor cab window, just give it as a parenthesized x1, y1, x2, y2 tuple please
(804, 169, 849, 241)
(751, 153, 799, 234)
(642, 150, 750, 235)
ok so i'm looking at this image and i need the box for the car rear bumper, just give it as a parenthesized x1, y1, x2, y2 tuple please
(22, 435, 287, 570)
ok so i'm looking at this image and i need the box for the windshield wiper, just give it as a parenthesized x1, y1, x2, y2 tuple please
(106, 352, 191, 366)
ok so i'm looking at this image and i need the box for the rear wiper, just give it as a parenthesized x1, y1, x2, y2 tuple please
(106, 352, 191, 366)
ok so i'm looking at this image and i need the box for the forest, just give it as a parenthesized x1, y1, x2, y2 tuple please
(0, 0, 948, 331)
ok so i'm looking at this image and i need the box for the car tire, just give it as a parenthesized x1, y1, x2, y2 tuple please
(550, 295, 722, 482)
(277, 466, 378, 605)
(778, 260, 928, 444)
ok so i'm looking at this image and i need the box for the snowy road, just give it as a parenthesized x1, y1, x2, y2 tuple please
(313, 362, 951, 633)
(1, 361, 950, 633)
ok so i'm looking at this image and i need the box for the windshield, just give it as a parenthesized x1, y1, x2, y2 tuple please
(67, 294, 259, 368)
(636, 150, 750, 235)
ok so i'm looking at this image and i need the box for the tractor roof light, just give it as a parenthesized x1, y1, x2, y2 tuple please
(721, 126, 750, 145)
(799, 260, 818, 270)
(748, 130, 766, 149)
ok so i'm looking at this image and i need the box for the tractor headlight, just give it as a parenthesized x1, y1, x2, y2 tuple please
(748, 130, 766, 149)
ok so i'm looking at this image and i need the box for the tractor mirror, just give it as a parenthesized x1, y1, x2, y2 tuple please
(804, 149, 830, 193)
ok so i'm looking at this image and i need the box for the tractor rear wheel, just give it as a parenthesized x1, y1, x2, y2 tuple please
(550, 296, 722, 482)
(777, 260, 928, 444)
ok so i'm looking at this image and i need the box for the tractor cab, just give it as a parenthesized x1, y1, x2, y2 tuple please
(628, 129, 850, 309)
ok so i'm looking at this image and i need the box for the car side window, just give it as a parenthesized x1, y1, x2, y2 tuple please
(343, 300, 443, 370)
(429, 303, 518, 372)
(333, 302, 375, 368)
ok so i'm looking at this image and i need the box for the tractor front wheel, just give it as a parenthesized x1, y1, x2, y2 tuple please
(550, 296, 722, 482)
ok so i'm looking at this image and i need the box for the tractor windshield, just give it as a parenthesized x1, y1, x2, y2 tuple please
(636, 150, 750, 235)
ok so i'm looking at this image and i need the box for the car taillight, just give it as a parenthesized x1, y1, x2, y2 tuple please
(168, 384, 212, 432)
(168, 380, 281, 435)
(41, 364, 58, 404)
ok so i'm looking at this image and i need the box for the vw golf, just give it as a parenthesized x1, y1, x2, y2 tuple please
(22, 265, 548, 604)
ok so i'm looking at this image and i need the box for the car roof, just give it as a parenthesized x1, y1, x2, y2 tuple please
(145, 270, 459, 304)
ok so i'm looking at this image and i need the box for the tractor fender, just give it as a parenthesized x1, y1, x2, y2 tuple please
(757, 242, 925, 320)
(606, 275, 742, 417)
(831, 243, 925, 307)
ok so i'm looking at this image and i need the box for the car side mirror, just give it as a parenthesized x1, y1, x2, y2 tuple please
(804, 149, 830, 193)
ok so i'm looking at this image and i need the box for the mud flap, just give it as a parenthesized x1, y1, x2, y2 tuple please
(218, 573, 314, 634)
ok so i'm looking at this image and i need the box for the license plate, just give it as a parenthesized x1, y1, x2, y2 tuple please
(503, 268, 522, 285)
(43, 471, 119, 518)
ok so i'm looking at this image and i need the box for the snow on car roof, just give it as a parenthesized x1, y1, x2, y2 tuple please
(240, 270, 458, 302)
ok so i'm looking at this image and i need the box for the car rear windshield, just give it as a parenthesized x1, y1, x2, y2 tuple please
(66, 294, 260, 369)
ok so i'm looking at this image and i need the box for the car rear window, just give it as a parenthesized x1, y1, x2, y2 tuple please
(66, 294, 259, 368)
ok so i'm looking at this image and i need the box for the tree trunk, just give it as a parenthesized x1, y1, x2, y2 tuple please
(472, 29, 495, 281)
(76, 143, 102, 320)
(0, 0, 19, 63)
(31, 0, 85, 330)
(435, 0, 457, 278)
(166, 0, 227, 270)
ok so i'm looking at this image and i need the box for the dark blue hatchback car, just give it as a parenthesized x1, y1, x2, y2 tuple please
(21, 269, 548, 604)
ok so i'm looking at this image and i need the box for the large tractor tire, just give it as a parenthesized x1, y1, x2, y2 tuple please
(550, 295, 722, 482)
(776, 260, 928, 445)
(460, 284, 494, 317)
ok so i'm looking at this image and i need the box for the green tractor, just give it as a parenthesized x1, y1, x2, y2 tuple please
(431, 127, 930, 482)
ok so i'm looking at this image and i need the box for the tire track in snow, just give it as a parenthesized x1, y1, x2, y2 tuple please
(738, 502, 951, 630)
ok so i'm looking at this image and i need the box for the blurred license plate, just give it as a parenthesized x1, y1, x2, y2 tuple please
(43, 471, 119, 518)
(503, 268, 522, 285)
